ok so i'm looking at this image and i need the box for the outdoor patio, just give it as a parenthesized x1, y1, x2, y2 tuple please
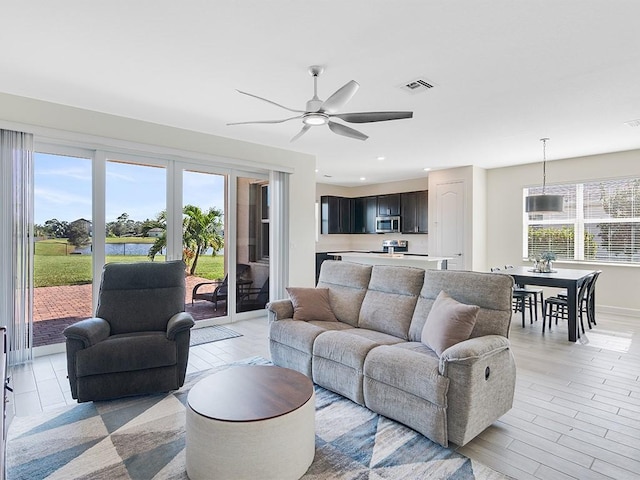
(33, 275, 226, 347)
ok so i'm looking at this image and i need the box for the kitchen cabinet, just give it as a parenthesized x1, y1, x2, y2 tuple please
(352, 196, 378, 234)
(401, 190, 428, 233)
(377, 194, 400, 216)
(320, 196, 352, 234)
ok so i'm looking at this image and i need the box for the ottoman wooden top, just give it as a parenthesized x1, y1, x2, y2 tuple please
(188, 365, 314, 422)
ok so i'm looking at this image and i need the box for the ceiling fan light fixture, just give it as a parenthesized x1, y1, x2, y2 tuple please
(525, 138, 564, 214)
(302, 113, 328, 126)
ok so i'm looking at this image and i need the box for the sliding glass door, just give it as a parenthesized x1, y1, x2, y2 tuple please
(30, 144, 280, 349)
(105, 159, 167, 265)
(182, 169, 227, 322)
(235, 175, 270, 315)
(33, 150, 93, 348)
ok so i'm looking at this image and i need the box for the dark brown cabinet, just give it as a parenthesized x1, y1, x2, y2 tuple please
(320, 196, 352, 234)
(377, 194, 400, 216)
(401, 190, 428, 233)
(321, 191, 427, 234)
(352, 196, 378, 233)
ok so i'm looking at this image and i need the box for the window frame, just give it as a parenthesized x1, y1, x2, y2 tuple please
(524, 177, 640, 265)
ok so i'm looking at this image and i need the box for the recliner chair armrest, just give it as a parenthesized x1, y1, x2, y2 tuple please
(166, 312, 195, 340)
(266, 299, 294, 321)
(63, 318, 111, 348)
(438, 335, 511, 376)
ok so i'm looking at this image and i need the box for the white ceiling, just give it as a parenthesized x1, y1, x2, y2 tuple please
(2, 1, 640, 186)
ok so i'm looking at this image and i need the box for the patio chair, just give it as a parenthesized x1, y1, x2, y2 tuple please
(237, 277, 269, 312)
(63, 260, 195, 402)
(192, 264, 251, 311)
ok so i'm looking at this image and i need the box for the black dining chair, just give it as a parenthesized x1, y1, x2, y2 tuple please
(492, 266, 535, 328)
(555, 270, 601, 329)
(505, 265, 544, 323)
(543, 272, 595, 336)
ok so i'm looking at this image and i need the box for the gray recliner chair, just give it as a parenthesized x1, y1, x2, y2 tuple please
(63, 260, 195, 402)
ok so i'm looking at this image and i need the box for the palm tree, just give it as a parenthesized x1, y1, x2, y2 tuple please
(183, 205, 224, 275)
(148, 206, 224, 275)
(148, 210, 167, 260)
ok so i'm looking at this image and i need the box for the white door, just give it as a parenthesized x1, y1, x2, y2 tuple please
(435, 181, 465, 270)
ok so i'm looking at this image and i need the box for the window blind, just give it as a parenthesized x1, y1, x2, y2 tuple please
(525, 177, 640, 264)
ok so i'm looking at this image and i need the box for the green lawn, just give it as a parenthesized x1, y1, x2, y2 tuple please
(34, 251, 225, 287)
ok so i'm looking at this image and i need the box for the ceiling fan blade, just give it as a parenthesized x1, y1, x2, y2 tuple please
(320, 80, 360, 114)
(290, 125, 311, 142)
(328, 121, 368, 141)
(227, 115, 302, 126)
(331, 111, 413, 123)
(236, 90, 305, 113)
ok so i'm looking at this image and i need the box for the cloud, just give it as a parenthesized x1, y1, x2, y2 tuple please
(34, 187, 91, 206)
(35, 167, 92, 181)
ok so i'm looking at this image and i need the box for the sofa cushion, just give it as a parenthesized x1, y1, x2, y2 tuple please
(409, 270, 514, 342)
(364, 343, 447, 407)
(313, 329, 403, 370)
(270, 319, 350, 354)
(317, 261, 372, 327)
(358, 265, 424, 339)
(421, 291, 479, 356)
(286, 287, 337, 322)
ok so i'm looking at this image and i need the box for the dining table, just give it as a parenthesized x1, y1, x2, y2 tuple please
(503, 266, 597, 342)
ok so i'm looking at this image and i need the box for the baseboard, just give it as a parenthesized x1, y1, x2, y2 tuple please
(596, 305, 640, 318)
(33, 342, 65, 358)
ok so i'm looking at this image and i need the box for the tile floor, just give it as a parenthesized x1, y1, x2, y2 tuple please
(8, 310, 640, 480)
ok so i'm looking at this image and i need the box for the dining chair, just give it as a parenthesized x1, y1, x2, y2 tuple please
(504, 265, 544, 322)
(555, 270, 601, 329)
(543, 272, 594, 336)
(491, 266, 535, 328)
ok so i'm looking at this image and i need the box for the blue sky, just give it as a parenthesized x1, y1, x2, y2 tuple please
(34, 153, 225, 225)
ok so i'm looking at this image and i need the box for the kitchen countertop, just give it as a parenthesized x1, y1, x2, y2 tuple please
(327, 251, 451, 270)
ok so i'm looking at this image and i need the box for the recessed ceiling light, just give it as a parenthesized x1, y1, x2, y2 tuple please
(423, 167, 431, 172)
(360, 177, 366, 181)
(377, 156, 385, 161)
(315, 169, 319, 173)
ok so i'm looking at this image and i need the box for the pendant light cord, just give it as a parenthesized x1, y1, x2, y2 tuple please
(541, 137, 549, 195)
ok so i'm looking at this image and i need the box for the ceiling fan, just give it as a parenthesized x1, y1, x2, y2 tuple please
(227, 66, 413, 142)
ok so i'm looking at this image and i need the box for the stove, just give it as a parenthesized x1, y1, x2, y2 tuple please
(381, 239, 408, 253)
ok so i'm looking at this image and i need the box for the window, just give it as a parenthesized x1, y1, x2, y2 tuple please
(524, 178, 640, 264)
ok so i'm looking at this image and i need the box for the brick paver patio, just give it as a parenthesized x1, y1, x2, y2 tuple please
(33, 275, 226, 347)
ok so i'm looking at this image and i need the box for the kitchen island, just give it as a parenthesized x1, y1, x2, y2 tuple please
(327, 252, 450, 270)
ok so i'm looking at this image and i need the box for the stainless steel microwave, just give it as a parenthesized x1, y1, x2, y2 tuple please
(375, 216, 401, 233)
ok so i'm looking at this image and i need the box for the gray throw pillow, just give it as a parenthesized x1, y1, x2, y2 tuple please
(286, 287, 337, 322)
(421, 290, 480, 356)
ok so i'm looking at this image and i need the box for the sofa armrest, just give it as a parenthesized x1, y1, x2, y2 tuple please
(266, 299, 294, 322)
(63, 318, 111, 348)
(166, 312, 195, 340)
(438, 335, 510, 375)
(437, 335, 516, 446)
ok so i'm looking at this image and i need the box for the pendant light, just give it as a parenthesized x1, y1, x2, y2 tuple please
(525, 138, 563, 213)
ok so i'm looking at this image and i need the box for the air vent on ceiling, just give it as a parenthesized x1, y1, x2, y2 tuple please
(399, 77, 435, 94)
(624, 118, 640, 127)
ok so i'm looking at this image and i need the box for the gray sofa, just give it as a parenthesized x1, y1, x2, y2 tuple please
(267, 260, 516, 447)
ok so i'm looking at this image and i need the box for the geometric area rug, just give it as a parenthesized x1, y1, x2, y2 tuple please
(6, 357, 509, 480)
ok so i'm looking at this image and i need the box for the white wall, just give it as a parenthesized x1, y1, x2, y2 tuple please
(487, 149, 640, 314)
(0, 92, 318, 287)
(315, 177, 430, 254)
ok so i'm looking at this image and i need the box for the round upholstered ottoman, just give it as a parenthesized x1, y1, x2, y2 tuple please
(185, 365, 315, 480)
